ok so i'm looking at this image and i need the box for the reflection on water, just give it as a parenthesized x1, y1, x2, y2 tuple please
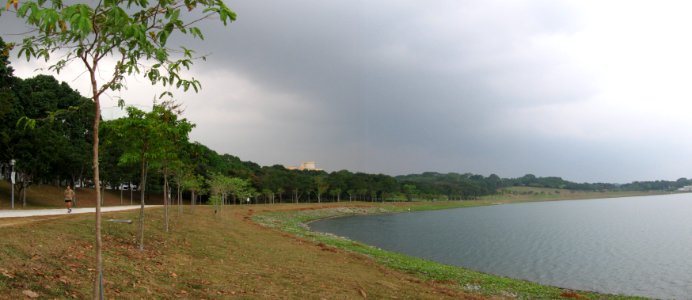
(310, 194, 692, 299)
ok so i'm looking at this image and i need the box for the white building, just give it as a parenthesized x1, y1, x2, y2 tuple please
(677, 185, 692, 192)
(286, 161, 321, 171)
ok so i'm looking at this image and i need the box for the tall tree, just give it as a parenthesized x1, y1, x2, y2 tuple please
(11, 75, 93, 186)
(0, 38, 18, 161)
(7, 0, 236, 297)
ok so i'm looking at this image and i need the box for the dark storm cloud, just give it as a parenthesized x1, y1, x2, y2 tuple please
(186, 0, 601, 176)
(5, 1, 692, 183)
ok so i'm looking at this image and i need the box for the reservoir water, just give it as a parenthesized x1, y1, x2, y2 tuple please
(309, 194, 692, 299)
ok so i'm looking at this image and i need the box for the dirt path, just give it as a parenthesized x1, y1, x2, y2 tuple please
(0, 205, 160, 229)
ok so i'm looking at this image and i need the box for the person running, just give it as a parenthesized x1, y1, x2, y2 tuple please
(64, 185, 75, 213)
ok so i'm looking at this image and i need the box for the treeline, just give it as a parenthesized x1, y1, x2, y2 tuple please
(2, 36, 691, 206)
(501, 174, 692, 192)
(396, 172, 502, 200)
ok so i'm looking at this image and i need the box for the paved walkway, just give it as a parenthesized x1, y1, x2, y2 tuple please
(0, 205, 160, 218)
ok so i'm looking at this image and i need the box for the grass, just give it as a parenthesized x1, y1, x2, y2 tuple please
(0, 204, 484, 299)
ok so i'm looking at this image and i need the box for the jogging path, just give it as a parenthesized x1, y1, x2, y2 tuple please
(0, 205, 161, 218)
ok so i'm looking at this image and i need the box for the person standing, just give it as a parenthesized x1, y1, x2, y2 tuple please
(64, 185, 75, 213)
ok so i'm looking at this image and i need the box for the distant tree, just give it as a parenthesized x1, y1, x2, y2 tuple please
(289, 171, 311, 203)
(207, 173, 230, 214)
(277, 187, 285, 203)
(374, 174, 399, 202)
(346, 188, 355, 202)
(261, 188, 274, 204)
(314, 175, 329, 203)
(181, 173, 203, 209)
(259, 165, 287, 203)
(328, 170, 350, 202)
(349, 173, 369, 201)
(403, 184, 418, 201)
(329, 188, 342, 202)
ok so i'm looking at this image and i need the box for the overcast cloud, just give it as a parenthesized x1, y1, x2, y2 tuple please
(3, 0, 692, 183)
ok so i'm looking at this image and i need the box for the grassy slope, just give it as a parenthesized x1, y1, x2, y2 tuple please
(0, 204, 482, 299)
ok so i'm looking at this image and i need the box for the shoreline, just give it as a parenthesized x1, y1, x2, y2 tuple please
(253, 195, 657, 299)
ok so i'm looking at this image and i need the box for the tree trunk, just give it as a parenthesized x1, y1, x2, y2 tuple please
(177, 184, 182, 214)
(21, 180, 26, 207)
(138, 158, 148, 251)
(164, 175, 169, 233)
(91, 83, 104, 300)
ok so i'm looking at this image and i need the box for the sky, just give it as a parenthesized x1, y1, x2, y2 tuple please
(3, 0, 692, 183)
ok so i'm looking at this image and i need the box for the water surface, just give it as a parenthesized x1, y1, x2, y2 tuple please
(310, 194, 692, 299)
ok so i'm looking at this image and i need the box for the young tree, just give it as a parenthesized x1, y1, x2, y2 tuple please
(6, 0, 235, 297)
(227, 177, 251, 204)
(115, 106, 157, 251)
(150, 102, 193, 232)
(207, 173, 228, 214)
